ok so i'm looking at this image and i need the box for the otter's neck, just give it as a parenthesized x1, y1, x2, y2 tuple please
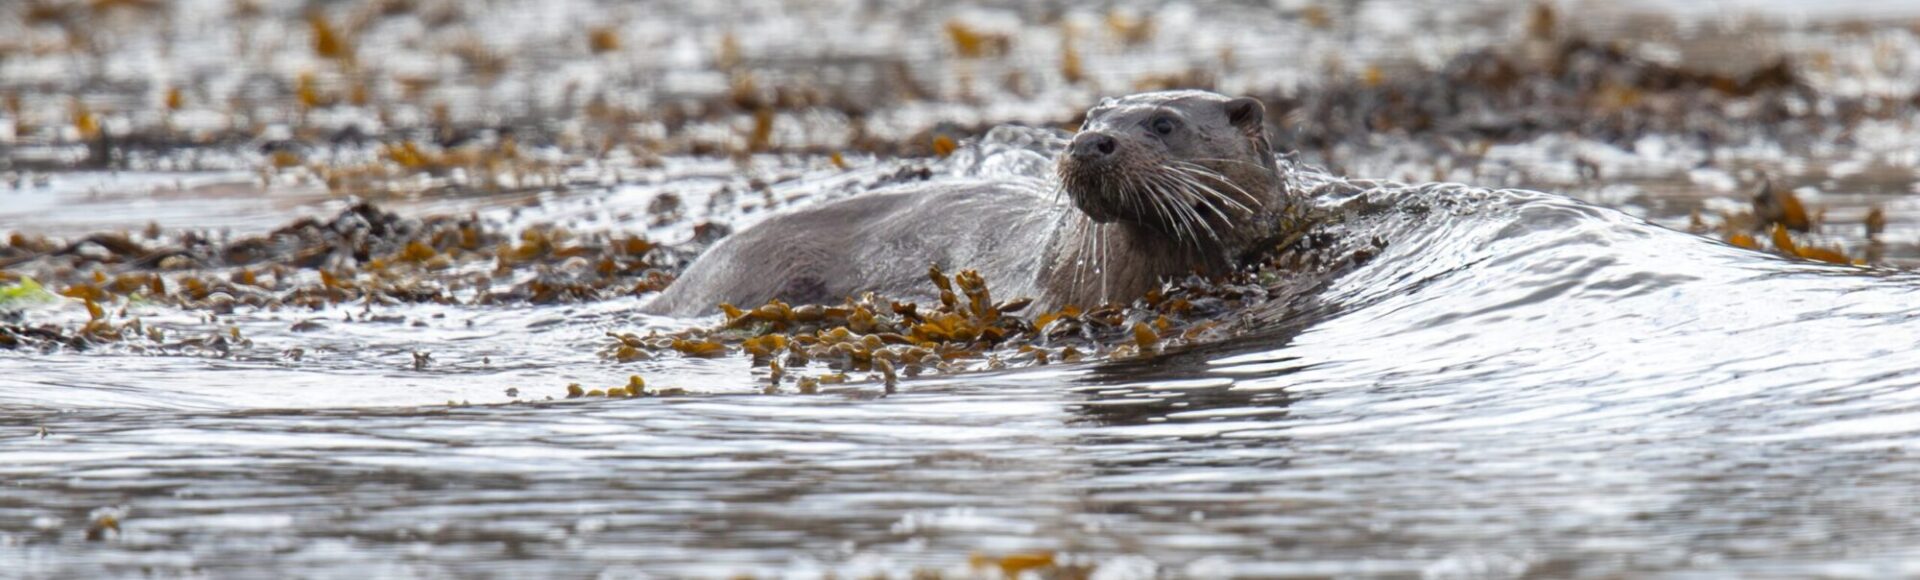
(1222, 161, 1304, 258)
(1036, 167, 1297, 311)
(1036, 217, 1231, 311)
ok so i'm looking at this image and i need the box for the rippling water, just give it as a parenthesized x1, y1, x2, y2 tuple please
(9, 137, 1920, 577)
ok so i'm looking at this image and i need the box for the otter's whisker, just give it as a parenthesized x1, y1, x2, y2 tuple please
(1145, 172, 1207, 248)
(1155, 170, 1227, 244)
(1175, 172, 1237, 233)
(1120, 171, 1145, 221)
(1096, 222, 1110, 303)
(1173, 162, 1263, 211)
(1139, 173, 1188, 245)
(1126, 171, 1157, 226)
(1168, 170, 1258, 229)
(1186, 156, 1270, 171)
(1128, 170, 1184, 248)
(1168, 176, 1222, 246)
(1152, 172, 1204, 245)
(1171, 161, 1255, 196)
(1170, 162, 1256, 201)
(1187, 157, 1277, 183)
(1072, 213, 1095, 292)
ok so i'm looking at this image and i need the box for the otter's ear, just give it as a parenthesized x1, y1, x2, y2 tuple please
(1224, 97, 1265, 132)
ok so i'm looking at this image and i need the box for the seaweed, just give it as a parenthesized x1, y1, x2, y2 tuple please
(581, 210, 1366, 398)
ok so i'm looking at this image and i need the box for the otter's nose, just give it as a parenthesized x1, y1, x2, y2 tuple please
(1070, 132, 1117, 161)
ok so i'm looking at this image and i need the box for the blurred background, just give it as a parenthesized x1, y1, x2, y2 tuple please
(2, 0, 1918, 261)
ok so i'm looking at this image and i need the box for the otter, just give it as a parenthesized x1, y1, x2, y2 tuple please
(643, 90, 1291, 316)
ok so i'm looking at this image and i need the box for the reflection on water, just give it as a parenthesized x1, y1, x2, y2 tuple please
(9, 177, 1920, 576)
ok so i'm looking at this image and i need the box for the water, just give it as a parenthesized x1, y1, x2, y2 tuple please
(10, 150, 1920, 577)
(7, 0, 1920, 578)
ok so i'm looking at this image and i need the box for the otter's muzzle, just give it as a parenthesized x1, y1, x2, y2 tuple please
(1057, 131, 1129, 224)
(1069, 132, 1118, 162)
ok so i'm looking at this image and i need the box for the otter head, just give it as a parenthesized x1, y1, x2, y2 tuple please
(1057, 90, 1279, 248)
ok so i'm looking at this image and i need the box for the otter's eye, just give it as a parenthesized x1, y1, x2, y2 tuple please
(1150, 117, 1176, 135)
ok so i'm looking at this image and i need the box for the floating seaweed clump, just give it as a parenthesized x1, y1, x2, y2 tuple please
(0, 202, 679, 354)
(967, 550, 1094, 579)
(0, 293, 250, 357)
(598, 264, 1047, 396)
(585, 210, 1375, 398)
(4, 202, 676, 310)
(1691, 180, 1875, 266)
(557, 375, 687, 400)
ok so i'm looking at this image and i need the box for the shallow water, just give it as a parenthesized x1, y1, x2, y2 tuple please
(8, 0, 1920, 578)
(11, 142, 1920, 578)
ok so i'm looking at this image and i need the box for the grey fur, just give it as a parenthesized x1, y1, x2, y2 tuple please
(643, 90, 1291, 316)
(643, 179, 1062, 315)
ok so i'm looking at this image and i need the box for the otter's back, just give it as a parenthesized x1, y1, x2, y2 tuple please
(643, 179, 1061, 316)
